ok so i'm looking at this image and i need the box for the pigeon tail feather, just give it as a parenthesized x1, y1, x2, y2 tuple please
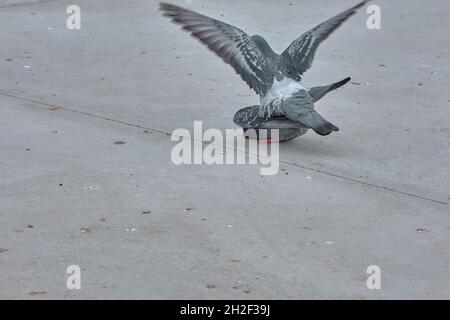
(309, 77, 351, 103)
(298, 111, 339, 136)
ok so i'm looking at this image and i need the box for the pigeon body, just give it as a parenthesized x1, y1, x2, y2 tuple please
(160, 1, 369, 138)
(233, 105, 309, 142)
(233, 77, 351, 140)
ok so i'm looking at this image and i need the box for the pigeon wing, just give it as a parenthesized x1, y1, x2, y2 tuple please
(160, 2, 274, 95)
(281, 1, 369, 79)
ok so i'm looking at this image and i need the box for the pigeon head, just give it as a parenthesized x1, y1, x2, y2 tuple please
(251, 35, 277, 57)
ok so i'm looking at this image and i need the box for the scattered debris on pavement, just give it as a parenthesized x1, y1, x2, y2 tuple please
(80, 227, 92, 233)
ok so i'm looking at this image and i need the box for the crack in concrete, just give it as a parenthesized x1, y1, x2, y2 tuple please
(0, 0, 55, 9)
(1, 90, 448, 207)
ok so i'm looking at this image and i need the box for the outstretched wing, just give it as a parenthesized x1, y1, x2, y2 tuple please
(281, 1, 369, 79)
(160, 2, 274, 95)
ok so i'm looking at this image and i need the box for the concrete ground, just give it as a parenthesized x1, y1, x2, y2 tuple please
(0, 0, 449, 300)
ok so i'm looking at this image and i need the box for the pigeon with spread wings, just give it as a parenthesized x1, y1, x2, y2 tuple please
(160, 1, 369, 138)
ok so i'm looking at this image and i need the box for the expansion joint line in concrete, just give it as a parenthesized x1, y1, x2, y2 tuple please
(0, 90, 448, 207)
(0, 0, 55, 9)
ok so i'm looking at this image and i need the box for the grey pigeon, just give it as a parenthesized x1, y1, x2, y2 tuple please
(160, 1, 369, 138)
(233, 77, 351, 141)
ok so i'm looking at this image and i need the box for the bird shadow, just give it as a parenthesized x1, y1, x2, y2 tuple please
(278, 134, 346, 159)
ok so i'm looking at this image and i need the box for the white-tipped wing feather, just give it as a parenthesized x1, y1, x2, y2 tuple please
(160, 2, 274, 95)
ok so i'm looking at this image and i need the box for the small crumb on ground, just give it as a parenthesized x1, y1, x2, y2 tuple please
(80, 227, 92, 233)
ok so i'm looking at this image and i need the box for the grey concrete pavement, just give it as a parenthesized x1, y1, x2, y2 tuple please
(0, 0, 449, 299)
